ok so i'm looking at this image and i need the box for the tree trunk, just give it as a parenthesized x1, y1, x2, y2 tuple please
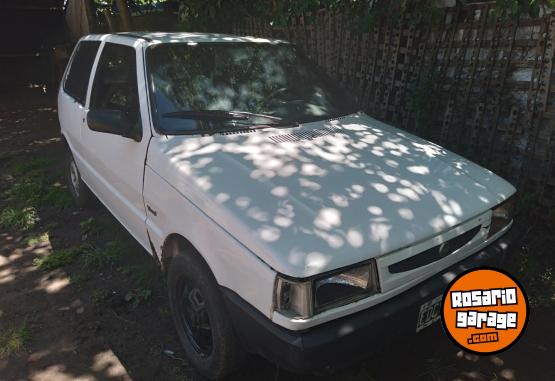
(83, 0, 96, 33)
(115, 0, 133, 31)
(104, 9, 117, 32)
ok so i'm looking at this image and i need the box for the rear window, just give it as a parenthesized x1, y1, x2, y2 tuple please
(64, 40, 101, 105)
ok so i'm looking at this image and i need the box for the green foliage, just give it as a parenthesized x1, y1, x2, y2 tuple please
(495, 0, 555, 18)
(26, 232, 49, 247)
(92, 288, 110, 305)
(80, 217, 99, 235)
(94, 0, 164, 14)
(2, 156, 71, 234)
(0, 151, 15, 163)
(177, 0, 247, 32)
(0, 322, 29, 358)
(3, 175, 46, 206)
(0, 207, 39, 231)
(80, 215, 130, 243)
(509, 245, 555, 309)
(33, 246, 87, 271)
(121, 263, 162, 288)
(175, 0, 554, 33)
(124, 287, 152, 308)
(176, 0, 443, 32)
(12, 158, 56, 175)
(42, 185, 73, 209)
(343, 0, 442, 31)
(69, 272, 90, 285)
(44, 222, 58, 230)
(94, 0, 111, 13)
(157, 306, 170, 316)
(0, 158, 66, 230)
(34, 241, 128, 272)
(80, 243, 127, 270)
(79, 216, 117, 237)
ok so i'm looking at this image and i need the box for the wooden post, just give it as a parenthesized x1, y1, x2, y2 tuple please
(115, 0, 133, 31)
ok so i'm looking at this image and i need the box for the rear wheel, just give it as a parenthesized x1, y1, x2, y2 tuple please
(167, 248, 245, 379)
(66, 148, 95, 208)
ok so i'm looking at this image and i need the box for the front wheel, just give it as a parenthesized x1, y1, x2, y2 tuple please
(167, 250, 246, 379)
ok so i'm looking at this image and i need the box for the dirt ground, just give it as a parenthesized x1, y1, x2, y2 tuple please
(0, 90, 554, 381)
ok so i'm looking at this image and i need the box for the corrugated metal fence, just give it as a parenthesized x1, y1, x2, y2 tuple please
(233, 3, 555, 207)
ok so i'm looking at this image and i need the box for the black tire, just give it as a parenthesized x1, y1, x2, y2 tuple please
(167, 248, 246, 379)
(66, 148, 95, 208)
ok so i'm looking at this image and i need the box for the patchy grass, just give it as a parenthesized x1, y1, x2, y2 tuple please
(124, 287, 152, 309)
(0, 322, 29, 358)
(119, 259, 161, 309)
(0, 151, 16, 163)
(12, 158, 56, 175)
(3, 175, 72, 210)
(0, 207, 39, 231)
(509, 244, 555, 309)
(33, 246, 87, 271)
(43, 221, 58, 231)
(0, 157, 71, 234)
(42, 184, 73, 208)
(80, 215, 125, 239)
(34, 243, 128, 273)
(91, 288, 109, 306)
(69, 272, 90, 286)
(2, 175, 45, 206)
(121, 263, 162, 289)
(157, 306, 170, 317)
(80, 243, 127, 271)
(79, 217, 96, 234)
(26, 232, 49, 246)
(33, 239, 132, 276)
(79, 217, 106, 236)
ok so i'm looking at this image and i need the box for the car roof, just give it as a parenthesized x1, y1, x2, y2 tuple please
(83, 32, 289, 45)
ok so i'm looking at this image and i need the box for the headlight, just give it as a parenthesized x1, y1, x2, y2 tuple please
(488, 196, 515, 238)
(274, 261, 379, 319)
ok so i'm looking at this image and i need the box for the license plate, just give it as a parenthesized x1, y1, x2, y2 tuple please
(416, 295, 442, 332)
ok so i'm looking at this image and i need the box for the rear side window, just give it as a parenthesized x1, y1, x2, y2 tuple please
(64, 41, 101, 105)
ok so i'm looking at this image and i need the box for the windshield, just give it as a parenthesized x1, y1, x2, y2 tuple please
(146, 42, 357, 134)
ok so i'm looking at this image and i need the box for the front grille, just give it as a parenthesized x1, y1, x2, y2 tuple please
(388, 225, 482, 274)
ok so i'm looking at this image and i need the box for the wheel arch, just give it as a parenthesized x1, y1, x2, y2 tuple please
(60, 132, 69, 148)
(161, 233, 209, 274)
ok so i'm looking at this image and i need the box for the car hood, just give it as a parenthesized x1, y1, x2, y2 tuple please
(148, 113, 515, 278)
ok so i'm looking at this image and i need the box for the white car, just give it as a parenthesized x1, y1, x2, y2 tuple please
(58, 32, 516, 378)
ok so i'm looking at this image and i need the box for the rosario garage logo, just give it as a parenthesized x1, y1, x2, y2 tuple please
(441, 267, 529, 354)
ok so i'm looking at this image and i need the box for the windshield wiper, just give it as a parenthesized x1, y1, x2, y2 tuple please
(161, 121, 300, 136)
(160, 110, 299, 135)
(162, 110, 283, 122)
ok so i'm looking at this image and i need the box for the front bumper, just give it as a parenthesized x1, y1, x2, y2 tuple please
(221, 228, 517, 374)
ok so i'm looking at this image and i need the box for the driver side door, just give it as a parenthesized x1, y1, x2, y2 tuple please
(79, 40, 151, 250)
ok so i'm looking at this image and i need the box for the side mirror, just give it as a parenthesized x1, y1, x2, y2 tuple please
(87, 109, 141, 141)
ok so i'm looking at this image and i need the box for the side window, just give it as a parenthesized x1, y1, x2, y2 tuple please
(90, 42, 141, 130)
(64, 41, 101, 104)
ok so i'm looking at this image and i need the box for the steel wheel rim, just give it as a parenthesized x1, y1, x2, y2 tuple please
(69, 160, 80, 197)
(176, 278, 213, 357)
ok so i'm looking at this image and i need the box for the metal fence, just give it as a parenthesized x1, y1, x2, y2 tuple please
(233, 3, 555, 207)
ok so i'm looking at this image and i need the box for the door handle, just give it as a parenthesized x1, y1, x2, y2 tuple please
(147, 205, 157, 216)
